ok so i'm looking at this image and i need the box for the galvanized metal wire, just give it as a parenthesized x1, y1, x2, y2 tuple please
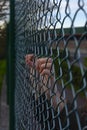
(14, 0, 87, 130)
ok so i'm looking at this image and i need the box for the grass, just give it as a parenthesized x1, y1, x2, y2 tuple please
(84, 57, 87, 68)
(0, 59, 6, 94)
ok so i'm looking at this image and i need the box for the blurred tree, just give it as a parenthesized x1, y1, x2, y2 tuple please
(0, 0, 9, 59)
(0, 0, 9, 21)
(0, 26, 7, 59)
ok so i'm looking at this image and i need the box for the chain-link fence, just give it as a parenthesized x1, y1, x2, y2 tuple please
(12, 0, 87, 130)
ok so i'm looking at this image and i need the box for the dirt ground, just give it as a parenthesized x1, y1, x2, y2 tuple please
(0, 76, 9, 130)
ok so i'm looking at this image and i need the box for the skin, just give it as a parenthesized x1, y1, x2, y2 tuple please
(25, 55, 52, 78)
(25, 54, 35, 67)
(25, 54, 65, 111)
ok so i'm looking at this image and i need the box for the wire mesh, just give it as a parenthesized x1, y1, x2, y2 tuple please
(14, 0, 87, 130)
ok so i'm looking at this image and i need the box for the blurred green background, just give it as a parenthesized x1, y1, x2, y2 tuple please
(0, 25, 7, 94)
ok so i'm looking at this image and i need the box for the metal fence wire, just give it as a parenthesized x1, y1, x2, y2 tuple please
(14, 0, 87, 130)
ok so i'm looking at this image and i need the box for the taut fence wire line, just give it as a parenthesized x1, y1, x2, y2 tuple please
(12, 0, 87, 130)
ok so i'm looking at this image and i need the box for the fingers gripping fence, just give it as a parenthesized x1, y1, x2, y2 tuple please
(13, 0, 87, 130)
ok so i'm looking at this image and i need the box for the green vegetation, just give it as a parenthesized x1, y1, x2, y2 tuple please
(52, 49, 70, 79)
(84, 57, 87, 68)
(52, 49, 87, 94)
(0, 24, 7, 95)
(0, 59, 6, 94)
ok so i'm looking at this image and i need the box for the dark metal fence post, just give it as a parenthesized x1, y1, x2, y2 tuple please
(9, 0, 15, 130)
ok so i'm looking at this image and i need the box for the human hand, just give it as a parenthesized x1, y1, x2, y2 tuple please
(36, 57, 53, 77)
(36, 57, 54, 93)
(25, 54, 35, 68)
